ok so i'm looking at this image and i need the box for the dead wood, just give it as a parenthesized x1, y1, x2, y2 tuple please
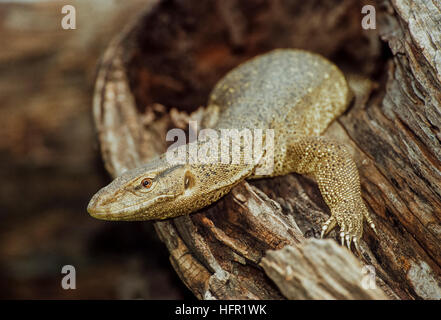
(92, 0, 441, 299)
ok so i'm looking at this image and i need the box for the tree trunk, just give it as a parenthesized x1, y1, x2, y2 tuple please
(92, 0, 441, 299)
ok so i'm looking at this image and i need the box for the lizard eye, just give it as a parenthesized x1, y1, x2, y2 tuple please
(141, 178, 153, 189)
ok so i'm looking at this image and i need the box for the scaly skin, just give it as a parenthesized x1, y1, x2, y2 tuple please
(88, 49, 376, 252)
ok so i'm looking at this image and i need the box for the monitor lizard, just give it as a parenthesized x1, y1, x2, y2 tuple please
(88, 49, 377, 252)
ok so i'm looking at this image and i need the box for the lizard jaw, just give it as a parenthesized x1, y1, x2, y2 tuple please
(87, 193, 177, 221)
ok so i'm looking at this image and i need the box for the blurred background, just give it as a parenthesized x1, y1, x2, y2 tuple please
(0, 0, 191, 299)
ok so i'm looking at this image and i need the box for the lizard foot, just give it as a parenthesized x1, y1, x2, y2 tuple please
(320, 198, 376, 255)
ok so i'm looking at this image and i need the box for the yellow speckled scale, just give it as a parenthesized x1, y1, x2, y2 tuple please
(88, 49, 376, 252)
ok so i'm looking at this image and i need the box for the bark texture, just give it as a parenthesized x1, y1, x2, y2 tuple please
(92, 0, 441, 299)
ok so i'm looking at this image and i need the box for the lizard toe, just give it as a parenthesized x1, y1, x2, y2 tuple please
(362, 204, 378, 235)
(353, 237, 362, 256)
(321, 216, 337, 238)
(345, 233, 352, 249)
(339, 223, 347, 246)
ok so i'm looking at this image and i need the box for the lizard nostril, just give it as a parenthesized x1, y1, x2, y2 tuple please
(87, 191, 108, 215)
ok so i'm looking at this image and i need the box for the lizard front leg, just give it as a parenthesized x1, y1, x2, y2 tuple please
(284, 136, 376, 251)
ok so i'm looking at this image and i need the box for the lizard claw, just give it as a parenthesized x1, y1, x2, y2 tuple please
(339, 222, 347, 246)
(369, 222, 378, 235)
(345, 233, 352, 249)
(363, 207, 378, 235)
(353, 237, 361, 256)
(321, 216, 337, 238)
(340, 231, 346, 246)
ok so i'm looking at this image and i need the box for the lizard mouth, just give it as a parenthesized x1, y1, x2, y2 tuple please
(87, 193, 177, 221)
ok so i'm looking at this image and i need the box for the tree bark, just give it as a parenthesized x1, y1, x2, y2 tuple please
(92, 0, 441, 299)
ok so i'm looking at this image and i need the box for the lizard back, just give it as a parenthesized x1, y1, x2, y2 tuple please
(208, 49, 350, 136)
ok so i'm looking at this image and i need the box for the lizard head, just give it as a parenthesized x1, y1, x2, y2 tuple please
(87, 156, 201, 221)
